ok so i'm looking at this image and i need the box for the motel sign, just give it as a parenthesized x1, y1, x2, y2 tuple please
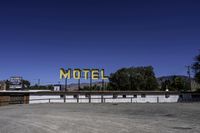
(60, 68, 108, 80)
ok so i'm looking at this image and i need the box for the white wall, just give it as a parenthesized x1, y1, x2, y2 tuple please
(29, 95, 63, 104)
(29, 94, 179, 104)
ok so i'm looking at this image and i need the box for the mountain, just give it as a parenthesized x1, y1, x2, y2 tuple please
(157, 75, 190, 84)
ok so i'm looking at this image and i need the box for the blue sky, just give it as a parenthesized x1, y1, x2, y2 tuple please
(0, 0, 200, 85)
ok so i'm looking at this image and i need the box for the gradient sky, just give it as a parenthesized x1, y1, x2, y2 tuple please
(0, 0, 200, 85)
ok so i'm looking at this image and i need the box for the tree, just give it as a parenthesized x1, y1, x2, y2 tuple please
(80, 85, 102, 91)
(5, 80, 11, 90)
(192, 53, 200, 83)
(161, 80, 170, 91)
(29, 85, 53, 90)
(160, 76, 190, 91)
(22, 80, 30, 89)
(109, 66, 158, 91)
(174, 77, 186, 91)
(109, 68, 130, 90)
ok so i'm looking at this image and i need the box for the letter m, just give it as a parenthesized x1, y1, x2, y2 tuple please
(60, 68, 71, 79)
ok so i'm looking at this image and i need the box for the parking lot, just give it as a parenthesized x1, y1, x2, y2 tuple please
(0, 103, 200, 133)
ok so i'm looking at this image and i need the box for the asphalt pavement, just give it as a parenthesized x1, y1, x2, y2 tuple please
(0, 103, 200, 133)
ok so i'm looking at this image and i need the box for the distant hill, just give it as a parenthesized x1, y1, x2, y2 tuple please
(64, 81, 107, 91)
(157, 75, 190, 84)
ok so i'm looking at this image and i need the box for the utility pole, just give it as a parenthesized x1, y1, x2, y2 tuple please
(90, 70, 92, 91)
(186, 65, 192, 91)
(102, 79, 104, 91)
(65, 78, 67, 92)
(78, 78, 80, 90)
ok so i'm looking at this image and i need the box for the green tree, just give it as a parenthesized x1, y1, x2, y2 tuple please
(160, 76, 190, 91)
(161, 80, 170, 91)
(29, 85, 53, 90)
(174, 77, 185, 91)
(5, 80, 11, 90)
(109, 68, 130, 90)
(109, 66, 158, 91)
(22, 80, 31, 89)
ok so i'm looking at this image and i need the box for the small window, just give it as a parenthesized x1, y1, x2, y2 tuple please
(122, 95, 126, 98)
(141, 94, 146, 98)
(133, 94, 137, 98)
(113, 94, 118, 99)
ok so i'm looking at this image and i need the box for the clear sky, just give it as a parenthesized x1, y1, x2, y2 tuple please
(0, 0, 200, 85)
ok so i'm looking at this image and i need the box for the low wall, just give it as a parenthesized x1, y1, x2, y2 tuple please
(29, 94, 179, 104)
(1, 91, 200, 106)
(0, 92, 29, 106)
(0, 96, 10, 106)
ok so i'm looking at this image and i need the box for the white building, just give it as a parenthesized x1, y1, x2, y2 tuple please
(53, 85, 62, 91)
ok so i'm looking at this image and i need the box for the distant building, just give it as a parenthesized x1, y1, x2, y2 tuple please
(53, 84, 62, 91)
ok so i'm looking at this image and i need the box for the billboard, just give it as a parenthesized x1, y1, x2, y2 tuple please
(60, 68, 108, 80)
(9, 76, 23, 89)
